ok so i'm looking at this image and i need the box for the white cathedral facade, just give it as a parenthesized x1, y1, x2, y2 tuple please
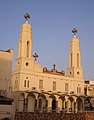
(11, 13, 86, 113)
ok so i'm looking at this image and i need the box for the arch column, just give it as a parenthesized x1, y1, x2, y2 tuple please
(62, 98, 65, 111)
(67, 99, 71, 112)
(55, 95, 59, 112)
(58, 97, 63, 111)
(24, 93, 28, 112)
(48, 97, 52, 112)
(74, 97, 77, 112)
(45, 94, 49, 112)
(34, 93, 39, 109)
(82, 98, 84, 111)
(65, 96, 68, 112)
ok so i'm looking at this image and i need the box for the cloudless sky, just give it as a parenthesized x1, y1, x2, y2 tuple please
(0, 0, 94, 80)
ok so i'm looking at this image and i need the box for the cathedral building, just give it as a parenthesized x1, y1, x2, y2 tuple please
(12, 13, 86, 113)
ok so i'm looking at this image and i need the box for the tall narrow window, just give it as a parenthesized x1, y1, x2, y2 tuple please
(65, 83, 68, 92)
(39, 80, 43, 89)
(79, 87, 81, 93)
(27, 80, 29, 87)
(77, 87, 79, 93)
(71, 53, 72, 67)
(14, 80, 18, 89)
(53, 81, 56, 90)
(24, 80, 26, 87)
(27, 41, 29, 57)
(77, 53, 79, 67)
(77, 86, 81, 93)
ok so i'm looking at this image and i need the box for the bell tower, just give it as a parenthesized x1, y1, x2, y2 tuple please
(14, 13, 33, 71)
(66, 28, 83, 79)
(12, 13, 42, 92)
(18, 13, 32, 58)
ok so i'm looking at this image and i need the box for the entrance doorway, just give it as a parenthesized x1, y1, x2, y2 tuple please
(52, 99, 56, 110)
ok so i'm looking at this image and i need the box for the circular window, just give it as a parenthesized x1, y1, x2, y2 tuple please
(69, 71, 72, 75)
(25, 62, 29, 66)
(77, 71, 80, 75)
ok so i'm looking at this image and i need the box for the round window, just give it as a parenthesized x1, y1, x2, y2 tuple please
(25, 62, 29, 66)
(69, 71, 72, 75)
(77, 71, 80, 75)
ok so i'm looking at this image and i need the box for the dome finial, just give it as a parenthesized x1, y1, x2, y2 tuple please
(72, 28, 78, 35)
(24, 13, 30, 21)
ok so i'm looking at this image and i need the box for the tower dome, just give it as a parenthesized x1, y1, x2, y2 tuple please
(21, 21, 32, 32)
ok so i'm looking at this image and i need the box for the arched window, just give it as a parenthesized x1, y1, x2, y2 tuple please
(77, 86, 81, 93)
(77, 53, 79, 67)
(24, 80, 26, 87)
(14, 80, 18, 89)
(27, 41, 29, 57)
(27, 80, 29, 87)
(71, 53, 72, 67)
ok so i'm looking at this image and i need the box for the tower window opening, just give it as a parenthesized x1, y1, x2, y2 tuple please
(77, 71, 80, 75)
(77, 53, 79, 67)
(71, 53, 72, 67)
(25, 62, 29, 66)
(14, 80, 18, 89)
(27, 80, 29, 87)
(27, 41, 30, 57)
(53, 81, 56, 90)
(70, 71, 72, 75)
(24, 80, 26, 87)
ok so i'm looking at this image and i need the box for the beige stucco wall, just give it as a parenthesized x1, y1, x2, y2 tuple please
(0, 49, 14, 97)
(12, 70, 84, 95)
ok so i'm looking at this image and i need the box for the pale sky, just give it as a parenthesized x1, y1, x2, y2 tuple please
(0, 0, 94, 80)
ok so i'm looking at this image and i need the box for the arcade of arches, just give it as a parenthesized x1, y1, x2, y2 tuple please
(18, 92, 93, 112)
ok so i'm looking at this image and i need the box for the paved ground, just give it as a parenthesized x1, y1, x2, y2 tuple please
(15, 112, 94, 120)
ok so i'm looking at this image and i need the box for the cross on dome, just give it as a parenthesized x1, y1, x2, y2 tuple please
(53, 64, 56, 70)
(33, 53, 39, 61)
(24, 13, 30, 21)
(72, 28, 78, 35)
